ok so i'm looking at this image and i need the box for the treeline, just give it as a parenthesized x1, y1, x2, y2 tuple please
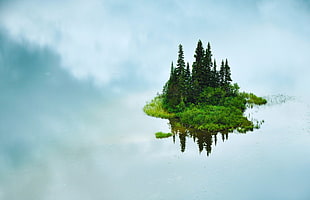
(163, 40, 237, 112)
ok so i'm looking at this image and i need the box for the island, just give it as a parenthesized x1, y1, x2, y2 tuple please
(144, 40, 267, 137)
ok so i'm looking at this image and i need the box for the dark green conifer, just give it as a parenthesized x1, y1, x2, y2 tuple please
(192, 40, 205, 96)
(163, 62, 175, 95)
(170, 61, 175, 77)
(223, 59, 232, 93)
(185, 62, 191, 84)
(203, 42, 213, 88)
(176, 44, 186, 71)
(164, 45, 187, 111)
(219, 60, 225, 87)
(184, 62, 192, 103)
(211, 59, 218, 87)
(175, 44, 186, 97)
(224, 59, 232, 84)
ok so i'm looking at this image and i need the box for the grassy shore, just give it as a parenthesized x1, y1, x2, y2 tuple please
(144, 94, 266, 133)
(143, 96, 175, 119)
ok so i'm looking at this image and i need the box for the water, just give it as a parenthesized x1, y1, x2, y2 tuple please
(1, 29, 310, 200)
(1, 82, 310, 200)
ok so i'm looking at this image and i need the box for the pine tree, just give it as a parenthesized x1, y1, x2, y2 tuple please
(203, 42, 212, 88)
(163, 62, 176, 109)
(170, 61, 175, 76)
(219, 60, 225, 87)
(185, 62, 191, 85)
(176, 45, 186, 70)
(175, 44, 186, 98)
(223, 59, 232, 93)
(163, 45, 187, 111)
(162, 62, 174, 95)
(224, 59, 232, 84)
(211, 59, 218, 88)
(164, 41, 235, 110)
(184, 62, 192, 103)
(192, 40, 205, 96)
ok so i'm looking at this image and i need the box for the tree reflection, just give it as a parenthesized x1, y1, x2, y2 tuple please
(169, 119, 231, 156)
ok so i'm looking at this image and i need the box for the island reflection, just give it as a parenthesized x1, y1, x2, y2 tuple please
(169, 119, 233, 156)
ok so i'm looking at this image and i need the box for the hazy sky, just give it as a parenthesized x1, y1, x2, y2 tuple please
(0, 0, 310, 94)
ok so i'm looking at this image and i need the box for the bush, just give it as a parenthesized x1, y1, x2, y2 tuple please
(177, 105, 253, 132)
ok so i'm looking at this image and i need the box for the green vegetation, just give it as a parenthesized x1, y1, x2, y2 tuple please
(177, 105, 253, 132)
(145, 40, 267, 133)
(143, 96, 175, 119)
(155, 132, 173, 138)
(241, 92, 268, 105)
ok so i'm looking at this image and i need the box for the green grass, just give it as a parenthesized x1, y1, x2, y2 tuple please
(177, 105, 254, 132)
(241, 92, 267, 105)
(143, 96, 175, 119)
(144, 92, 266, 134)
(155, 132, 173, 138)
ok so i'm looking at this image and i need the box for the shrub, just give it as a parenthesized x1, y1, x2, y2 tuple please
(177, 105, 253, 132)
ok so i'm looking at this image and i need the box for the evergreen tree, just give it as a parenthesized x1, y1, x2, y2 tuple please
(164, 45, 187, 111)
(175, 44, 186, 100)
(211, 59, 219, 88)
(224, 59, 232, 85)
(185, 62, 191, 85)
(184, 62, 192, 103)
(163, 62, 177, 110)
(176, 44, 186, 71)
(203, 42, 212, 88)
(219, 60, 225, 87)
(192, 40, 205, 96)
(223, 59, 232, 93)
(163, 41, 235, 110)
(170, 61, 175, 77)
(162, 62, 174, 95)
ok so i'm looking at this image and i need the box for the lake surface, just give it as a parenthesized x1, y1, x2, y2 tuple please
(0, 78, 310, 200)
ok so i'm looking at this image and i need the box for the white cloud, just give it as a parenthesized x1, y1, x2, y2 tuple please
(0, 0, 309, 93)
(0, 0, 137, 85)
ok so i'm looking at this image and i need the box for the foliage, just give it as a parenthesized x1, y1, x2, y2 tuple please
(177, 105, 254, 132)
(143, 96, 175, 119)
(162, 45, 188, 112)
(144, 40, 267, 133)
(241, 92, 268, 105)
(155, 132, 173, 139)
(162, 41, 237, 111)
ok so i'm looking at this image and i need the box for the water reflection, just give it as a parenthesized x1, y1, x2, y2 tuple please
(169, 119, 230, 156)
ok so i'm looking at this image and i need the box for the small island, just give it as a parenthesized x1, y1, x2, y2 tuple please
(144, 40, 267, 134)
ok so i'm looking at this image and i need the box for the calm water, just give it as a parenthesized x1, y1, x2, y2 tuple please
(1, 80, 310, 200)
(0, 28, 310, 200)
